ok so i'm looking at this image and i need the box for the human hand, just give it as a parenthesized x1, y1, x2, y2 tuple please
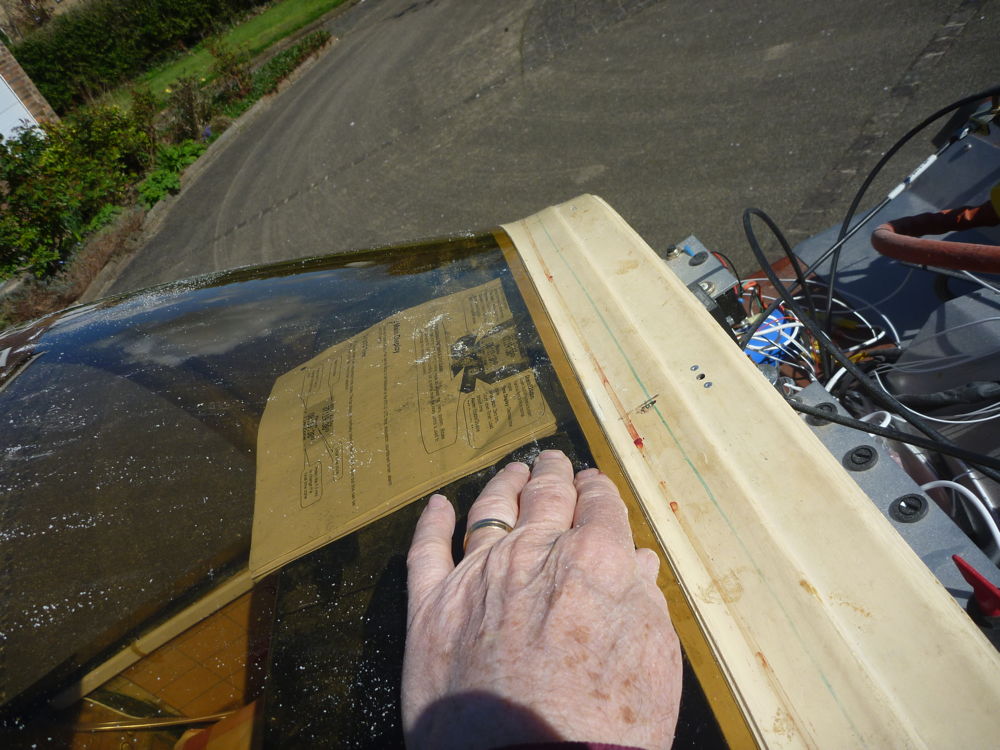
(402, 449, 682, 750)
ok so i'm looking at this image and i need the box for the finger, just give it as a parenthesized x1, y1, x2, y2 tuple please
(636, 547, 661, 584)
(572, 469, 633, 547)
(516, 449, 578, 530)
(464, 462, 530, 556)
(407, 494, 456, 608)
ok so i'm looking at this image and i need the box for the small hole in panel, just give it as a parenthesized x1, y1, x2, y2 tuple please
(696, 373, 706, 380)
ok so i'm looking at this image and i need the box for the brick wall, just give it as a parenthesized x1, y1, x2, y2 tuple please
(0, 41, 57, 123)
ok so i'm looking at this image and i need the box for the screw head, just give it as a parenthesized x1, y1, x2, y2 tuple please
(843, 444, 878, 471)
(889, 493, 928, 523)
(698, 280, 716, 295)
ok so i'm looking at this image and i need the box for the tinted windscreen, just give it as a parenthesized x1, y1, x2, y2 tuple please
(0, 234, 506, 709)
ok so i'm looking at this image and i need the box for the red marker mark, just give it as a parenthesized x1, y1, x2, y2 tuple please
(669, 501, 679, 513)
(590, 355, 644, 452)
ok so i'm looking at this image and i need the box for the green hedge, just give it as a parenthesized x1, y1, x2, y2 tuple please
(0, 106, 152, 277)
(222, 29, 330, 117)
(14, 0, 267, 113)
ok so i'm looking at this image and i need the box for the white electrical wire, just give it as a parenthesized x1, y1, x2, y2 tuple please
(740, 307, 818, 376)
(955, 401, 1000, 417)
(902, 316, 1000, 342)
(848, 267, 915, 311)
(872, 370, 1000, 425)
(754, 352, 819, 377)
(783, 338, 819, 372)
(746, 322, 804, 342)
(859, 410, 895, 428)
(773, 278, 903, 344)
(824, 366, 848, 391)
(771, 343, 816, 374)
(877, 352, 987, 375)
(876, 317, 1000, 375)
(744, 341, 817, 375)
(962, 270, 1000, 296)
(920, 479, 1000, 551)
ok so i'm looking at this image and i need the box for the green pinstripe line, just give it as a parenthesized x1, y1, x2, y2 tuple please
(533, 212, 863, 744)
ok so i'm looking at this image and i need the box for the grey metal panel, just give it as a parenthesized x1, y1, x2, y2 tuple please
(795, 383, 998, 617)
(659, 235, 738, 295)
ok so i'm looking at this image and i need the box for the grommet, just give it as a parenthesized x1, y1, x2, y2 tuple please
(843, 445, 878, 472)
(889, 494, 928, 523)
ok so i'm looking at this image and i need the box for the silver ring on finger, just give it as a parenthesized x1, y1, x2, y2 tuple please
(463, 518, 514, 551)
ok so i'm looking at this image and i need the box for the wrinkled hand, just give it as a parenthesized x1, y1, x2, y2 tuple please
(402, 449, 682, 750)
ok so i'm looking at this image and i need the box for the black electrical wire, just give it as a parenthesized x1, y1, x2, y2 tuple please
(712, 250, 743, 293)
(823, 85, 1000, 339)
(742, 206, 1000, 487)
(787, 400, 1000, 473)
(743, 208, 828, 373)
(737, 198, 891, 351)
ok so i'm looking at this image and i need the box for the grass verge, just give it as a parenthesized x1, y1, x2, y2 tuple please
(129, 0, 347, 103)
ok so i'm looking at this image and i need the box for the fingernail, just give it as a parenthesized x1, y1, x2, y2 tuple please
(538, 449, 564, 459)
(505, 461, 530, 474)
(428, 493, 448, 509)
(576, 467, 600, 479)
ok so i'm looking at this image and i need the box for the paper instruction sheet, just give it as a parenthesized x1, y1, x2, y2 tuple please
(251, 279, 556, 577)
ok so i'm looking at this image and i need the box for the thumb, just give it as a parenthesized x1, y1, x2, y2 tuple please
(407, 494, 456, 614)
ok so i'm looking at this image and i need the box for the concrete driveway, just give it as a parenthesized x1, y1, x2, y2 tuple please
(108, 0, 999, 294)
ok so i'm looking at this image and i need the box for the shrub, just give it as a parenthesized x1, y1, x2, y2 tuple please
(0, 105, 152, 277)
(137, 140, 207, 208)
(129, 87, 161, 160)
(222, 30, 332, 118)
(164, 76, 214, 142)
(209, 38, 253, 104)
(254, 30, 331, 96)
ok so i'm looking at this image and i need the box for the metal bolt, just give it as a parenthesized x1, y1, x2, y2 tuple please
(698, 280, 716, 295)
(889, 493, 928, 523)
(664, 245, 682, 258)
(843, 445, 878, 472)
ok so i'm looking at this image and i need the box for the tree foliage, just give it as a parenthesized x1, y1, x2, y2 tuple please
(0, 106, 152, 277)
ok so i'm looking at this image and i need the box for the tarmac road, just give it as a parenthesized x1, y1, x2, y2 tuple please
(107, 0, 998, 294)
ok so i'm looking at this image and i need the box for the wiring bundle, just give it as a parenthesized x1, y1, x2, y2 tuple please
(724, 86, 1000, 570)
